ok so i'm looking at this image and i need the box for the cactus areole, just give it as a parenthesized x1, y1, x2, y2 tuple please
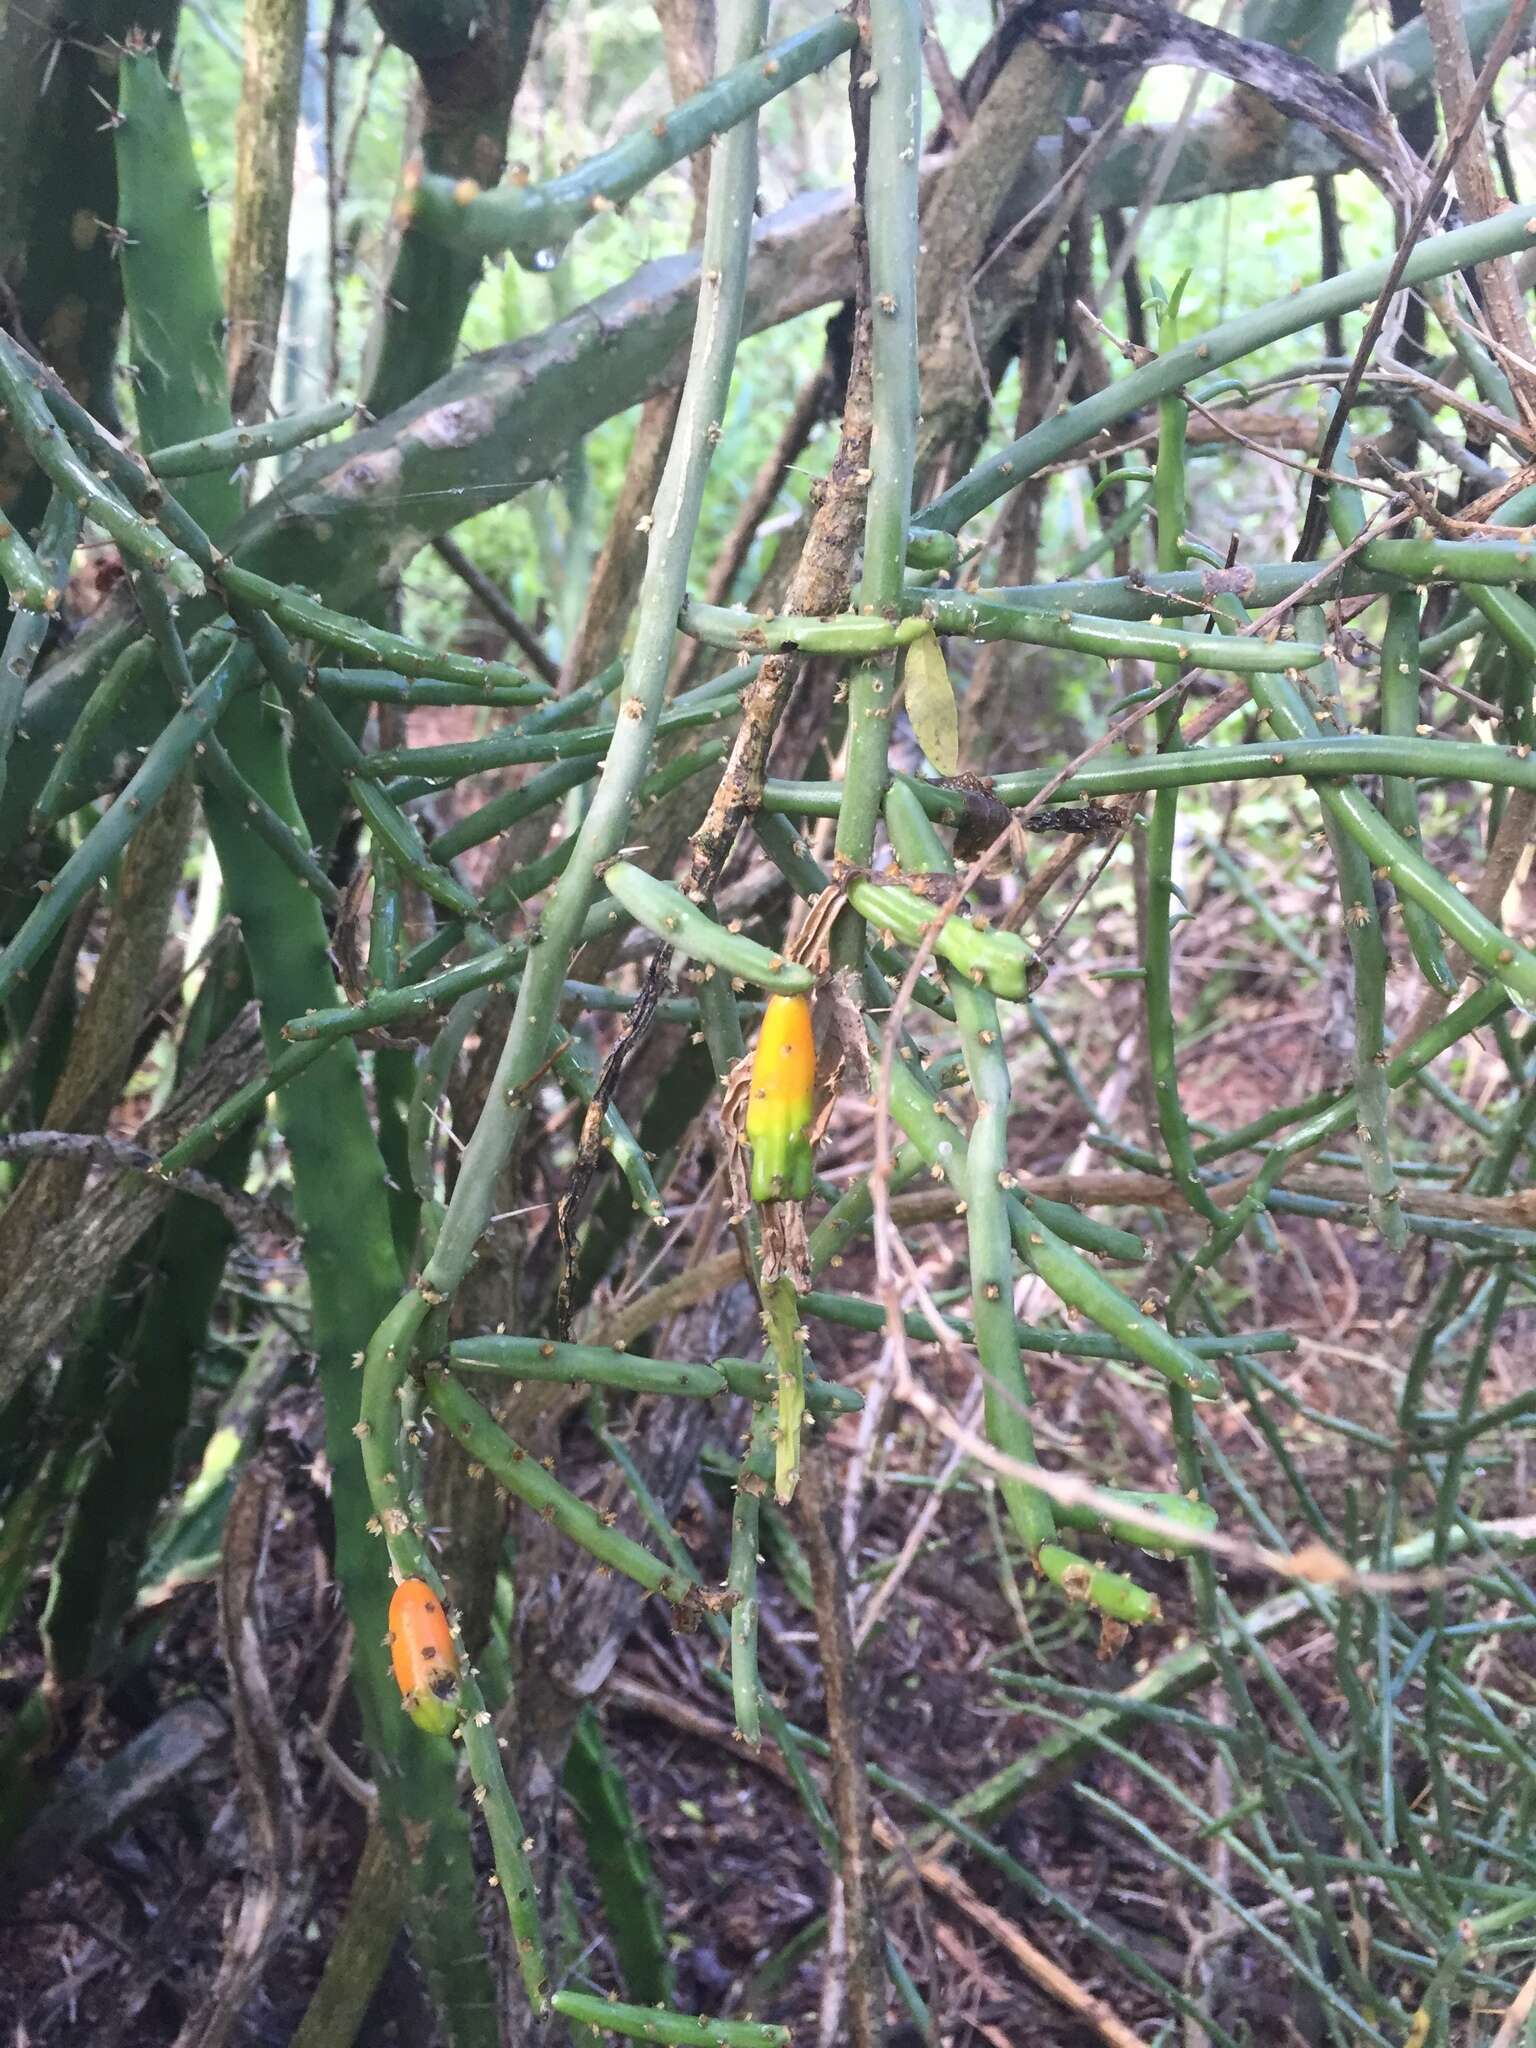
(388, 1578, 461, 1736)
(746, 992, 816, 1204)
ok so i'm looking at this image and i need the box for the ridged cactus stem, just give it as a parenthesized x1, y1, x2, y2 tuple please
(112, 55, 502, 2037)
(564, 1709, 676, 2007)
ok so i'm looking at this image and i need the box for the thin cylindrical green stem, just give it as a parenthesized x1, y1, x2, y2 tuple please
(728, 1404, 775, 1746)
(1290, 610, 1404, 1248)
(550, 1991, 787, 2048)
(408, 986, 489, 1221)
(913, 197, 1536, 536)
(0, 646, 255, 1004)
(425, 1369, 693, 1602)
(431, 756, 600, 861)
(798, 1286, 1293, 1365)
(314, 668, 553, 710)
(219, 560, 548, 699)
(602, 861, 813, 992)
(0, 494, 80, 807)
(0, 331, 205, 595)
(196, 733, 340, 910)
(1175, 981, 1508, 1312)
(880, 1020, 1222, 1401)
(773, 739, 1536, 1005)
(289, 942, 522, 1041)
(413, 0, 769, 1306)
(237, 607, 482, 923)
(1380, 593, 1457, 995)
(829, 0, 921, 968)
(978, 528, 1536, 615)
(1144, 307, 1224, 1230)
(713, 1357, 864, 1415)
(158, 943, 522, 1172)
(1250, 664, 1536, 1011)
(0, 508, 60, 611)
(683, 593, 1326, 672)
(884, 783, 1054, 1553)
(595, 1413, 841, 1856)
(30, 635, 161, 831)
(448, 1334, 723, 1398)
(768, 734, 1536, 814)
(409, 12, 856, 265)
(146, 396, 356, 476)
(360, 688, 737, 781)
(458, 1708, 550, 2011)
(1052, 1488, 1217, 1558)
(552, 1033, 668, 1224)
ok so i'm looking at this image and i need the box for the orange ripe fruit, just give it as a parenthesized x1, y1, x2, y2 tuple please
(388, 1578, 461, 1737)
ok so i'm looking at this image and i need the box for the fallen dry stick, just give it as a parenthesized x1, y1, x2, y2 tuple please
(606, 1673, 1143, 2048)
(903, 1844, 1145, 2048)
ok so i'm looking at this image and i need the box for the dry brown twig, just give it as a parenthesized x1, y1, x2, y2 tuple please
(798, 1451, 884, 2048)
(914, 1855, 1145, 2048)
(605, 1671, 1144, 2048)
(1297, 0, 1536, 554)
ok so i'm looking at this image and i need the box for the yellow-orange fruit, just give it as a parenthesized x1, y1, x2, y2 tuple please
(746, 992, 816, 1203)
(388, 1578, 461, 1737)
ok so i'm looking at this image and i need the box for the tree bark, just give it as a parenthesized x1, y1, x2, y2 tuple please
(227, 0, 308, 422)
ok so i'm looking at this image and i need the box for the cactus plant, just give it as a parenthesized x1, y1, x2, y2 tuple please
(6, 4, 1536, 2040)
